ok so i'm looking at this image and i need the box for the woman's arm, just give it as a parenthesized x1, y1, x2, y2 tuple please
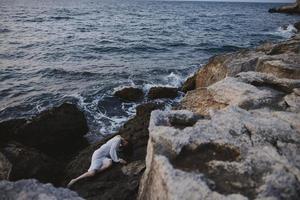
(109, 137, 121, 162)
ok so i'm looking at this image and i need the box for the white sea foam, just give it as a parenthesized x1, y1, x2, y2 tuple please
(274, 24, 297, 38)
(63, 92, 138, 140)
(64, 72, 187, 142)
(164, 72, 184, 87)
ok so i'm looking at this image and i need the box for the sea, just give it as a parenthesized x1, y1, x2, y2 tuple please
(1, 0, 299, 141)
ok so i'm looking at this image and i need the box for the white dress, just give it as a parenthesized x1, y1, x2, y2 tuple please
(88, 135, 122, 171)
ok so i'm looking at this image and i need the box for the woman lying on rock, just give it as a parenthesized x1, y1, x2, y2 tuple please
(67, 135, 128, 187)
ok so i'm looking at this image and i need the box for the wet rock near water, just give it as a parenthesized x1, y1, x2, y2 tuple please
(0, 103, 89, 186)
(0, 142, 62, 185)
(64, 102, 164, 200)
(147, 87, 179, 100)
(0, 179, 83, 200)
(114, 87, 144, 101)
(181, 74, 196, 93)
(0, 103, 89, 160)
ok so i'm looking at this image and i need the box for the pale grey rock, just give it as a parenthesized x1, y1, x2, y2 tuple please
(139, 106, 300, 200)
(208, 77, 283, 110)
(284, 91, 300, 112)
(121, 160, 145, 176)
(256, 53, 300, 80)
(272, 111, 300, 132)
(0, 179, 83, 200)
(236, 71, 300, 93)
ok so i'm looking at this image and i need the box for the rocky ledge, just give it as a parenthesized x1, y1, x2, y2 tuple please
(269, 0, 300, 14)
(0, 179, 83, 200)
(138, 32, 300, 199)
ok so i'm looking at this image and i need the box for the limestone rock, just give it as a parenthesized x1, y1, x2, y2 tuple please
(236, 71, 300, 93)
(138, 107, 300, 200)
(208, 77, 284, 110)
(284, 89, 300, 112)
(114, 87, 144, 101)
(269, 0, 300, 14)
(193, 36, 300, 89)
(121, 160, 146, 176)
(195, 50, 264, 88)
(256, 55, 300, 79)
(179, 88, 227, 116)
(0, 179, 83, 200)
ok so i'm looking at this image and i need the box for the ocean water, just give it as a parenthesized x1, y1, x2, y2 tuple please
(0, 0, 299, 140)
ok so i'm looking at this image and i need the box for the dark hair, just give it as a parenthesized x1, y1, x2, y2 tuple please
(120, 139, 133, 157)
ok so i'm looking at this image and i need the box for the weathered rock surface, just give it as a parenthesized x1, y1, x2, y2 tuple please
(0, 179, 83, 200)
(139, 107, 300, 200)
(114, 87, 144, 101)
(269, 0, 300, 14)
(65, 103, 164, 200)
(181, 74, 196, 93)
(0, 152, 11, 180)
(0, 142, 62, 185)
(193, 35, 300, 89)
(147, 87, 179, 99)
(140, 34, 300, 199)
(0, 103, 89, 160)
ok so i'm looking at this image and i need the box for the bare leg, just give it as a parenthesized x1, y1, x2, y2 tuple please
(67, 170, 96, 188)
(67, 159, 112, 188)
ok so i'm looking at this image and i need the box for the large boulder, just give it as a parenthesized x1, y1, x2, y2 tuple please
(269, 0, 300, 14)
(114, 87, 144, 101)
(0, 179, 83, 200)
(0, 142, 62, 185)
(64, 103, 164, 200)
(195, 50, 264, 88)
(0, 118, 26, 145)
(138, 107, 300, 200)
(0, 103, 89, 160)
(193, 35, 300, 89)
(147, 87, 179, 99)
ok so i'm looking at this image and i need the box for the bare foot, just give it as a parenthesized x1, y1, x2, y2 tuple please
(67, 179, 76, 188)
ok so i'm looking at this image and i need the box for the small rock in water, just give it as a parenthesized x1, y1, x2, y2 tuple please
(114, 87, 144, 101)
(147, 87, 179, 99)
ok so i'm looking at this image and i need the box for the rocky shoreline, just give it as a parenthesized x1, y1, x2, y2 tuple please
(1, 23, 300, 199)
(269, 0, 300, 14)
(138, 25, 300, 199)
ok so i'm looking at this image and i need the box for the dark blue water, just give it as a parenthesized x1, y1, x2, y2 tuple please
(0, 0, 299, 140)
